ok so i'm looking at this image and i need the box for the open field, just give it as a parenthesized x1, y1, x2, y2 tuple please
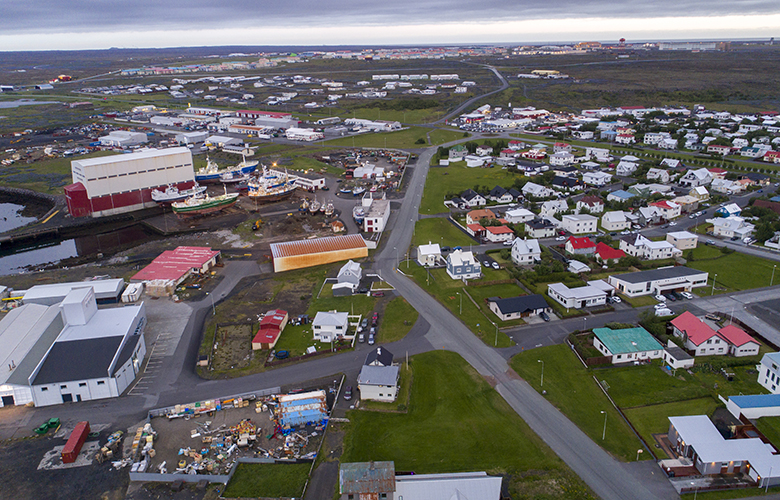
(410, 217, 475, 248)
(687, 247, 779, 294)
(379, 297, 419, 343)
(511, 345, 647, 461)
(0, 150, 115, 194)
(419, 162, 521, 214)
(324, 126, 430, 149)
(624, 398, 720, 456)
(222, 462, 311, 498)
(343, 350, 596, 499)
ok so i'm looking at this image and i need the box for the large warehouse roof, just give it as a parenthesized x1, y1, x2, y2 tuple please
(0, 304, 63, 386)
(22, 279, 125, 306)
(270, 235, 368, 272)
(131, 246, 220, 282)
(73, 147, 190, 167)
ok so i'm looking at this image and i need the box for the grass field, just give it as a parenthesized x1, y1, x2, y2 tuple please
(347, 106, 444, 124)
(428, 128, 470, 146)
(379, 297, 419, 343)
(222, 462, 310, 498)
(687, 248, 779, 294)
(324, 126, 430, 149)
(597, 362, 710, 408)
(411, 217, 476, 248)
(403, 265, 514, 347)
(342, 351, 596, 499)
(419, 162, 521, 214)
(755, 417, 780, 450)
(0, 150, 115, 194)
(511, 345, 647, 462)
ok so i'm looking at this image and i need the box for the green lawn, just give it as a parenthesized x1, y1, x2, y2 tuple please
(324, 126, 431, 149)
(511, 345, 649, 462)
(0, 150, 115, 194)
(465, 282, 528, 327)
(380, 297, 419, 343)
(419, 162, 521, 214)
(687, 248, 779, 293)
(222, 462, 310, 498)
(347, 107, 444, 124)
(273, 323, 338, 357)
(428, 128, 470, 146)
(618, 294, 660, 308)
(598, 361, 711, 408)
(403, 265, 514, 347)
(343, 351, 596, 500)
(411, 217, 476, 248)
(623, 398, 721, 458)
(755, 416, 780, 449)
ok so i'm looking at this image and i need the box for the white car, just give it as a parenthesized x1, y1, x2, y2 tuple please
(620, 230, 630, 235)
(654, 302, 668, 309)
(668, 222, 677, 226)
(654, 294, 666, 302)
(611, 296, 622, 303)
(680, 291, 694, 300)
(655, 307, 674, 317)
(555, 236, 566, 241)
(492, 262, 500, 270)
(503, 240, 513, 246)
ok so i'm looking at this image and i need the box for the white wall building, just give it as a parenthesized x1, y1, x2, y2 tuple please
(601, 211, 630, 231)
(561, 214, 597, 234)
(312, 311, 350, 342)
(511, 238, 542, 265)
(547, 282, 607, 309)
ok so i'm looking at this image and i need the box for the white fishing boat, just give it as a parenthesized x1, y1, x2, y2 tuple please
(151, 183, 207, 204)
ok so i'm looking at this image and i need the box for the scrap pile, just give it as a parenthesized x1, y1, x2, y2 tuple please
(164, 396, 253, 420)
(96, 430, 124, 464)
(129, 423, 157, 473)
(175, 418, 261, 475)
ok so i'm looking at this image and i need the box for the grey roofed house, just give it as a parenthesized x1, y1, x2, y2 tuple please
(394, 471, 503, 500)
(357, 364, 400, 387)
(339, 461, 396, 497)
(507, 187, 522, 199)
(461, 189, 484, 203)
(489, 295, 548, 316)
(610, 266, 703, 284)
(489, 185, 507, 198)
(365, 346, 393, 367)
(337, 260, 362, 288)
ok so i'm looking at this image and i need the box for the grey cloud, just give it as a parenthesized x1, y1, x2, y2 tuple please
(4, 0, 780, 34)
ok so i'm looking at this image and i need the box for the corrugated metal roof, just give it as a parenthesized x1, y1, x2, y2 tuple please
(270, 235, 367, 259)
(340, 461, 396, 494)
(74, 147, 190, 167)
(131, 246, 220, 282)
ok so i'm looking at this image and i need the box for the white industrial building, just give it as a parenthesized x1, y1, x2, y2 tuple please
(22, 278, 125, 306)
(285, 127, 324, 141)
(360, 193, 391, 233)
(547, 281, 608, 309)
(0, 286, 146, 407)
(607, 266, 708, 297)
(98, 130, 149, 148)
(64, 147, 195, 218)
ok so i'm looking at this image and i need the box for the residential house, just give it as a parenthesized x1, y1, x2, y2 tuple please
(337, 260, 363, 291)
(464, 155, 488, 167)
(504, 208, 535, 224)
(715, 203, 742, 217)
(448, 144, 467, 160)
(690, 186, 709, 201)
(663, 340, 694, 369)
(719, 325, 760, 357)
(607, 266, 708, 297)
(460, 189, 486, 208)
(708, 216, 754, 239)
(475, 145, 493, 156)
(710, 178, 744, 195)
(666, 231, 698, 250)
(577, 195, 604, 214)
(568, 260, 591, 273)
(592, 326, 664, 364)
(561, 214, 597, 234)
(619, 233, 681, 260)
(630, 183, 674, 197)
(466, 208, 496, 225)
(552, 165, 579, 177)
(417, 242, 441, 267)
(707, 144, 732, 155)
(759, 353, 780, 394)
(763, 151, 780, 163)
(580, 161, 601, 170)
(565, 236, 596, 255)
(670, 312, 729, 356)
(646, 168, 670, 184)
(601, 211, 630, 231)
(659, 138, 678, 149)
(488, 185, 514, 203)
(547, 281, 608, 309)
(616, 161, 638, 176)
(741, 172, 772, 186)
(583, 171, 613, 187)
(551, 176, 583, 192)
(507, 187, 523, 200)
(585, 147, 611, 162)
(466, 224, 486, 238)
(637, 206, 663, 225)
(339, 461, 396, 500)
(252, 309, 289, 350)
(650, 200, 682, 220)
(446, 249, 481, 280)
(594, 242, 626, 263)
(516, 160, 543, 176)
(522, 181, 555, 199)
(511, 237, 541, 265)
(606, 190, 637, 203)
(540, 199, 568, 217)
(484, 225, 514, 243)
(312, 311, 350, 342)
(615, 133, 636, 145)
(508, 139, 525, 150)
(364, 345, 393, 366)
(672, 195, 700, 214)
(679, 168, 713, 188)
(644, 132, 669, 145)
(573, 130, 594, 140)
(660, 158, 682, 168)
(553, 142, 573, 153)
(488, 294, 549, 321)
(357, 364, 399, 402)
(525, 219, 556, 238)
(549, 151, 575, 166)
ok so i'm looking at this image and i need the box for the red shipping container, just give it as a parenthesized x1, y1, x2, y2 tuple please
(61, 421, 90, 464)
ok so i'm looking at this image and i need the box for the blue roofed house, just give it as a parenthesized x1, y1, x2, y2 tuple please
(606, 190, 636, 203)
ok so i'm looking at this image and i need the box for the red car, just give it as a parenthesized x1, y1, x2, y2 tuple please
(372, 292, 384, 297)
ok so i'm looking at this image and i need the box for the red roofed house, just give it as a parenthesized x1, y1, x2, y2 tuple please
(466, 208, 496, 225)
(130, 246, 221, 295)
(466, 224, 486, 238)
(650, 199, 682, 220)
(594, 242, 626, 263)
(576, 195, 605, 214)
(670, 311, 728, 356)
(508, 140, 525, 150)
(484, 225, 515, 243)
(252, 309, 289, 350)
(707, 167, 728, 180)
(717, 325, 759, 357)
(564, 236, 596, 255)
(553, 142, 572, 153)
(763, 151, 780, 164)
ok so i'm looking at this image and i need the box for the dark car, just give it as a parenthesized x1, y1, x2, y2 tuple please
(356, 287, 369, 294)
(368, 333, 375, 345)
(441, 246, 451, 252)
(539, 311, 550, 322)
(664, 293, 677, 302)
(671, 291, 684, 301)
(343, 386, 353, 400)
(321, 186, 330, 191)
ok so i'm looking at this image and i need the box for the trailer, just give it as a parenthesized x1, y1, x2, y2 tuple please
(62, 421, 90, 464)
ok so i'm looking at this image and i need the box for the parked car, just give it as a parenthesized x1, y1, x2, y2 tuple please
(664, 293, 677, 302)
(539, 311, 550, 322)
(358, 333, 365, 343)
(441, 246, 451, 252)
(483, 261, 490, 267)
(372, 291, 385, 297)
(503, 240, 513, 246)
(654, 303, 668, 310)
(555, 236, 566, 241)
(343, 386, 353, 400)
(655, 308, 674, 317)
(680, 292, 694, 300)
(361, 318, 368, 329)
(671, 291, 684, 301)
(654, 294, 666, 302)
(492, 262, 500, 270)
(368, 333, 375, 345)
(611, 296, 621, 303)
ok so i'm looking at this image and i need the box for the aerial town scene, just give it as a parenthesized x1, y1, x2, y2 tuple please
(2, 3, 780, 500)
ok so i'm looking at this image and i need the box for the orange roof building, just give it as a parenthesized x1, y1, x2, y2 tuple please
(270, 235, 368, 273)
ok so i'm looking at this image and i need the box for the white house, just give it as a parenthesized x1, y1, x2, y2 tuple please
(561, 214, 597, 235)
(710, 178, 744, 195)
(583, 171, 613, 187)
(475, 145, 493, 156)
(666, 231, 698, 250)
(708, 216, 755, 239)
(460, 189, 486, 208)
(649, 200, 682, 220)
(483, 226, 514, 243)
(585, 147, 611, 162)
(616, 161, 638, 176)
(446, 249, 481, 280)
(504, 208, 535, 224)
(549, 151, 575, 166)
(488, 294, 549, 321)
(525, 219, 557, 238)
(576, 196, 604, 214)
(619, 234, 681, 260)
(522, 182, 555, 199)
(601, 211, 630, 231)
(547, 282, 607, 309)
(417, 242, 442, 267)
(357, 364, 399, 402)
(511, 238, 541, 265)
(360, 193, 391, 233)
(646, 168, 670, 184)
(540, 199, 568, 217)
(592, 326, 664, 364)
(679, 168, 713, 188)
(759, 353, 780, 394)
(337, 260, 362, 290)
(607, 266, 708, 297)
(312, 311, 350, 342)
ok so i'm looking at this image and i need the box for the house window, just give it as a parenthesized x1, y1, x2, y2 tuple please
(97, 381, 105, 386)
(79, 383, 87, 387)
(41, 387, 48, 392)
(60, 385, 67, 390)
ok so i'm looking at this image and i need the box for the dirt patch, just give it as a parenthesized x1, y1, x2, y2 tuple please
(212, 323, 256, 372)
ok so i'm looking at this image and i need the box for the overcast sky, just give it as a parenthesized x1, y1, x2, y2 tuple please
(2, 1, 779, 51)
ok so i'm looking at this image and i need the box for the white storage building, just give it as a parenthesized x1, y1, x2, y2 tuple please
(98, 130, 149, 148)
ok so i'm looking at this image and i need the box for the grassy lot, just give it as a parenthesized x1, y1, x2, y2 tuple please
(222, 462, 310, 498)
(419, 162, 521, 214)
(623, 398, 720, 457)
(379, 297, 419, 343)
(411, 217, 476, 248)
(324, 126, 430, 149)
(511, 345, 648, 462)
(687, 248, 779, 294)
(428, 128, 470, 146)
(597, 361, 711, 408)
(0, 150, 116, 194)
(618, 294, 661, 308)
(404, 265, 513, 347)
(343, 351, 597, 499)
(348, 106, 444, 124)
(359, 362, 412, 412)
(755, 416, 780, 449)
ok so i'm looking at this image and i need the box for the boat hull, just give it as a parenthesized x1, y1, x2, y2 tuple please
(172, 194, 239, 216)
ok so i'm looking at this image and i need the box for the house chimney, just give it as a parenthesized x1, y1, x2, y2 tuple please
(377, 347, 382, 356)
(370, 460, 375, 470)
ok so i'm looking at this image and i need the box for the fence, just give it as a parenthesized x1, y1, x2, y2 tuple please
(264, 345, 351, 367)
(147, 387, 281, 419)
(129, 457, 312, 485)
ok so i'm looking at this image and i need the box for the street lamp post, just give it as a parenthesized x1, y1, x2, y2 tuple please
(394, 246, 398, 270)
(537, 359, 544, 387)
(636, 449, 643, 461)
(457, 292, 462, 315)
(583, 317, 587, 332)
(601, 410, 607, 440)
(772, 265, 777, 287)
(711, 273, 718, 296)
(494, 323, 498, 347)
(691, 481, 698, 500)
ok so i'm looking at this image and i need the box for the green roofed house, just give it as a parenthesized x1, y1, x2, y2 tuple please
(592, 326, 664, 364)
